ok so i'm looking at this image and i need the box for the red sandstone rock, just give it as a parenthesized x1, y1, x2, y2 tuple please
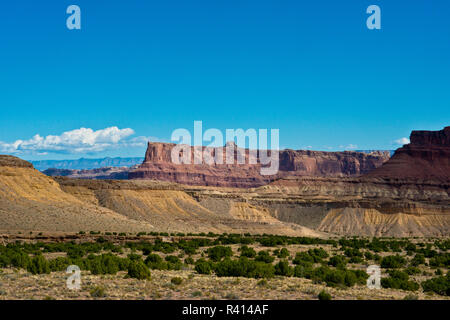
(365, 126, 450, 182)
(129, 142, 390, 188)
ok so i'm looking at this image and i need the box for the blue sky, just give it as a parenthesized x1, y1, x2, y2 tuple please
(0, 0, 449, 160)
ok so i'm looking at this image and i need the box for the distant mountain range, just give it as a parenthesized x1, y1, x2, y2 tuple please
(31, 157, 144, 171)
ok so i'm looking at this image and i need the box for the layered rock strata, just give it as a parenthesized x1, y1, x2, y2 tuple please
(129, 142, 390, 187)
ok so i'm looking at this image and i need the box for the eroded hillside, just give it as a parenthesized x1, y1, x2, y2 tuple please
(0, 156, 158, 233)
(0, 155, 321, 236)
(1, 127, 449, 237)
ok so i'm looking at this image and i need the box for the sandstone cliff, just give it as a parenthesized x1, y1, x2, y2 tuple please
(365, 126, 450, 182)
(0, 155, 322, 237)
(129, 142, 390, 187)
(1, 127, 448, 237)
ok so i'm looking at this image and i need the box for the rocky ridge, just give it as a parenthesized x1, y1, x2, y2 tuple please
(1, 126, 448, 237)
(365, 126, 450, 182)
(129, 142, 390, 187)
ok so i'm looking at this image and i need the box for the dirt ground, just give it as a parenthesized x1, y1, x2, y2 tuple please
(0, 268, 447, 300)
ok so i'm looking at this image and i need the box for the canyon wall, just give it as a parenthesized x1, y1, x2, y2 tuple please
(129, 142, 390, 187)
(1, 126, 448, 237)
(365, 126, 450, 182)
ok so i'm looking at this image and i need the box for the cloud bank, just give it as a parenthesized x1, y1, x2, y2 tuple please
(0, 127, 151, 155)
(394, 137, 410, 145)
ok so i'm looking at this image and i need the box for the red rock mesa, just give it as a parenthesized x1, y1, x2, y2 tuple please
(129, 142, 390, 187)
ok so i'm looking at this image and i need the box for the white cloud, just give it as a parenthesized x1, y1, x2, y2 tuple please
(394, 137, 410, 145)
(0, 127, 152, 155)
(344, 144, 358, 150)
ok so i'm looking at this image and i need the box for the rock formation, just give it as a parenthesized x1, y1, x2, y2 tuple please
(0, 155, 154, 233)
(0, 155, 322, 236)
(1, 126, 448, 237)
(365, 126, 450, 182)
(129, 142, 390, 187)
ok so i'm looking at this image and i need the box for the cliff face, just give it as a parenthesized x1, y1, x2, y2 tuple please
(1, 153, 449, 237)
(129, 142, 390, 187)
(365, 126, 450, 182)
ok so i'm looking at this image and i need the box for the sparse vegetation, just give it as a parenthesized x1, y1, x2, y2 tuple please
(0, 233, 449, 299)
(90, 286, 106, 298)
(127, 261, 151, 280)
(318, 290, 332, 300)
(170, 277, 183, 285)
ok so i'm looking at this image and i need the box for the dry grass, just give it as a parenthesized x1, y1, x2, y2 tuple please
(0, 268, 447, 301)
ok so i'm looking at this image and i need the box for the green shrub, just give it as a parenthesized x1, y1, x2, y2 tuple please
(257, 279, 268, 286)
(403, 293, 419, 300)
(67, 247, 85, 259)
(195, 259, 214, 275)
(364, 251, 374, 260)
(163, 255, 182, 270)
(293, 264, 313, 278)
(144, 254, 167, 270)
(127, 253, 142, 261)
(404, 266, 421, 275)
(214, 257, 275, 279)
(273, 248, 289, 259)
(10, 251, 31, 269)
(410, 254, 425, 266)
(207, 246, 233, 262)
(293, 248, 328, 265)
(90, 286, 106, 298)
(165, 255, 181, 264)
(86, 254, 122, 275)
(255, 250, 275, 263)
(381, 255, 406, 269)
(348, 256, 364, 264)
(184, 257, 194, 265)
(308, 248, 329, 262)
(318, 290, 332, 300)
(429, 253, 450, 268)
(49, 257, 71, 272)
(323, 268, 345, 287)
(27, 255, 50, 274)
(381, 270, 419, 291)
(293, 252, 314, 264)
(309, 266, 367, 288)
(127, 261, 151, 280)
(421, 274, 450, 296)
(239, 246, 256, 258)
(191, 291, 202, 297)
(171, 277, 183, 285)
(274, 260, 293, 276)
(344, 248, 363, 259)
(435, 269, 443, 276)
(328, 255, 347, 269)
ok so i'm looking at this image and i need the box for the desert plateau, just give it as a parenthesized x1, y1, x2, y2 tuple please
(0, 127, 449, 300)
